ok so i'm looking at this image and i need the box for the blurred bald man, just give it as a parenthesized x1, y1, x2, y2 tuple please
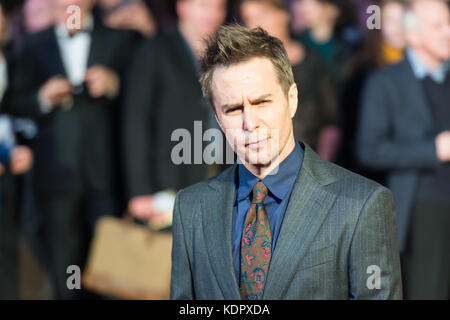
(10, 0, 135, 299)
(358, 0, 450, 299)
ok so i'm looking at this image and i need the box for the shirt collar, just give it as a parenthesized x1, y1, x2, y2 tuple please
(406, 48, 449, 84)
(55, 14, 94, 39)
(237, 142, 304, 201)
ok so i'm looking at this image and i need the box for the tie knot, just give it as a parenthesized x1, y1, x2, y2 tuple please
(252, 181, 268, 204)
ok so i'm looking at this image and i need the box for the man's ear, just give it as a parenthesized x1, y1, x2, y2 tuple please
(288, 83, 298, 118)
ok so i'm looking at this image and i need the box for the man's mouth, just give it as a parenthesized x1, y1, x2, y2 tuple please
(245, 137, 269, 150)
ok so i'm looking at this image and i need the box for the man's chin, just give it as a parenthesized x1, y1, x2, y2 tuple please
(241, 151, 277, 167)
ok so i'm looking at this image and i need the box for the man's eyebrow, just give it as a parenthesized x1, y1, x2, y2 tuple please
(221, 101, 243, 111)
(220, 94, 273, 111)
(248, 93, 272, 104)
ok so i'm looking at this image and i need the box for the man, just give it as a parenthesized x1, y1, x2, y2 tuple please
(239, 0, 340, 162)
(357, 0, 450, 299)
(170, 24, 402, 300)
(122, 0, 226, 221)
(10, 0, 135, 299)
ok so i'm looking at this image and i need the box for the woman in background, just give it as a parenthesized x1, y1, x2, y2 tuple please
(339, 0, 406, 182)
(292, 0, 359, 95)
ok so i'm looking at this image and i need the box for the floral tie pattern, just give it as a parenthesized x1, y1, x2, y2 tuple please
(240, 181, 272, 300)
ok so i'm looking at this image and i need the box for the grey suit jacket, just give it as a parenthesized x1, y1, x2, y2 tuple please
(171, 143, 402, 299)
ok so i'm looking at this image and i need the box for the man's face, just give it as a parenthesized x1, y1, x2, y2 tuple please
(179, 0, 227, 38)
(410, 0, 450, 62)
(24, 0, 55, 33)
(381, 2, 406, 50)
(240, 1, 289, 40)
(211, 57, 297, 168)
(55, 0, 94, 22)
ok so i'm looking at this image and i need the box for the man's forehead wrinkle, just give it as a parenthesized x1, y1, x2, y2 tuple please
(211, 57, 278, 109)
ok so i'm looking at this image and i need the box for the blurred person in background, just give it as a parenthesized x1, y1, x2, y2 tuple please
(289, 0, 307, 35)
(340, 0, 406, 181)
(122, 0, 226, 222)
(95, 0, 157, 38)
(357, 0, 450, 299)
(0, 0, 34, 299)
(292, 0, 359, 95)
(23, 0, 55, 33)
(9, 0, 135, 299)
(240, 0, 340, 161)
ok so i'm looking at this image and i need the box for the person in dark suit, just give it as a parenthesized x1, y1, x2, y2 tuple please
(9, 0, 135, 299)
(0, 0, 34, 299)
(122, 0, 226, 222)
(170, 24, 402, 300)
(357, 0, 450, 300)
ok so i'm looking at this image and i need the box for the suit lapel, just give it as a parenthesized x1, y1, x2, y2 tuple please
(263, 144, 337, 299)
(202, 166, 241, 299)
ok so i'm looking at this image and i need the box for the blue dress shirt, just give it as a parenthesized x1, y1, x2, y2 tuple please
(406, 48, 450, 84)
(232, 142, 304, 281)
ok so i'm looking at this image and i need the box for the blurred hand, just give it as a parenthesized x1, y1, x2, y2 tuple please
(38, 76, 73, 107)
(85, 65, 120, 99)
(10, 146, 33, 175)
(128, 195, 154, 219)
(435, 131, 450, 163)
(0, 163, 5, 176)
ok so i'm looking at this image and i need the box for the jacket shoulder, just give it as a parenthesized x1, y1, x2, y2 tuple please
(317, 158, 391, 204)
(366, 59, 410, 84)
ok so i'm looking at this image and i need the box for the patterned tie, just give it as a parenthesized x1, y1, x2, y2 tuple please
(240, 181, 272, 300)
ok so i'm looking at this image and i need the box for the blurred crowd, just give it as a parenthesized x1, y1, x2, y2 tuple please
(0, 0, 449, 300)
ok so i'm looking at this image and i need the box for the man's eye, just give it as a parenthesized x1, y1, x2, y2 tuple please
(226, 107, 242, 114)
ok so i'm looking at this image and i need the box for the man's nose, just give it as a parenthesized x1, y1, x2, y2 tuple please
(242, 106, 259, 132)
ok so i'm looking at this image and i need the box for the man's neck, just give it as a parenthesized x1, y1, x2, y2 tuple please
(242, 134, 296, 180)
(412, 47, 445, 72)
(178, 22, 205, 59)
